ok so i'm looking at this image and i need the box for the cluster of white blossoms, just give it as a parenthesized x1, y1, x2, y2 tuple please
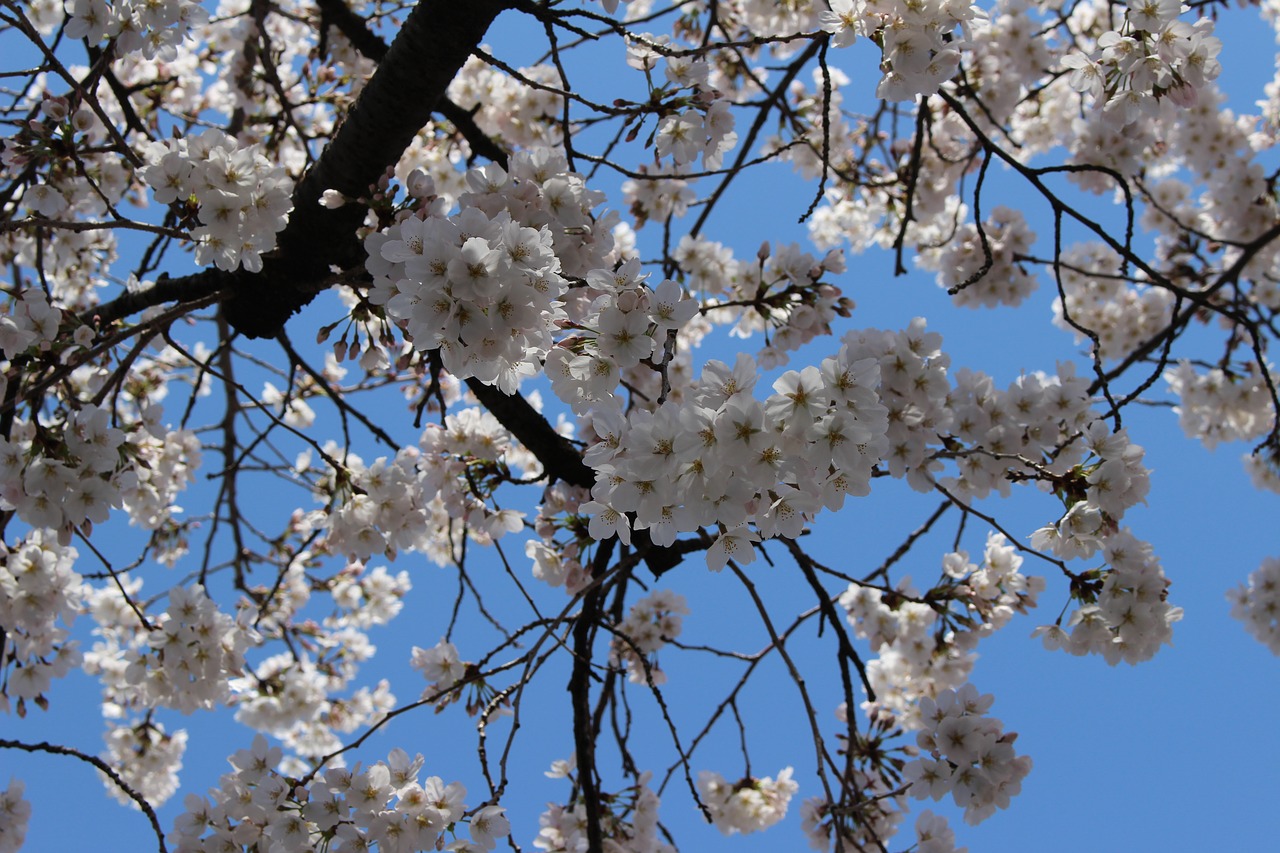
(139, 128, 292, 272)
(410, 639, 469, 701)
(696, 767, 797, 836)
(1062, 0, 1222, 126)
(545, 260, 698, 414)
(102, 719, 188, 807)
(535, 768, 671, 853)
(902, 684, 1031, 826)
(624, 34, 738, 171)
(317, 407, 524, 567)
(1050, 242, 1174, 360)
(449, 55, 565, 150)
(1227, 557, 1280, 654)
(799, 762, 905, 852)
(0, 779, 29, 853)
(84, 584, 257, 715)
(170, 738, 510, 852)
(610, 589, 689, 685)
(368, 152, 622, 394)
(0, 288, 61, 362)
(0, 408, 132, 545)
(579, 342, 889, 570)
(64, 0, 209, 60)
(1032, 528, 1182, 664)
(0, 531, 83, 712)
(921, 206, 1037, 308)
(1164, 360, 1275, 450)
(842, 532, 1044, 727)
(820, 0, 983, 100)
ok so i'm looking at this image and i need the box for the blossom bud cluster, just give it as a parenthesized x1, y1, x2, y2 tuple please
(1051, 242, 1173, 360)
(319, 409, 525, 567)
(1062, 2, 1222, 126)
(841, 533, 1043, 726)
(1227, 556, 1280, 654)
(535, 768, 672, 853)
(0, 779, 29, 853)
(696, 767, 797, 836)
(139, 128, 293, 272)
(903, 684, 1031, 825)
(0, 530, 83, 712)
(820, 0, 981, 101)
(610, 589, 689, 685)
(64, 0, 210, 60)
(171, 737, 510, 852)
(102, 719, 188, 807)
(922, 206, 1037, 308)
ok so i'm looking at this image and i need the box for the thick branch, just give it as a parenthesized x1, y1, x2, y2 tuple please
(222, 0, 512, 337)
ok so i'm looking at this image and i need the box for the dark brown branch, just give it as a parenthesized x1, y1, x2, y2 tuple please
(221, 0, 513, 338)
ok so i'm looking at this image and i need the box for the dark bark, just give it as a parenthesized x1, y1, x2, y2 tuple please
(222, 0, 512, 338)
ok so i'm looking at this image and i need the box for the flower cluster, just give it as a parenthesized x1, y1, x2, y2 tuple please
(170, 738, 510, 852)
(106, 585, 256, 714)
(0, 407, 135, 542)
(535, 767, 672, 853)
(820, 0, 981, 100)
(1032, 529, 1182, 664)
(103, 719, 188, 807)
(318, 407, 524, 566)
(696, 767, 797, 836)
(369, 152, 624, 393)
(1062, 2, 1222, 126)
(118, 426, 202, 544)
(230, 648, 394, 760)
(139, 128, 293, 272)
(1164, 360, 1275, 450)
(0, 530, 83, 713)
(902, 684, 1031, 825)
(610, 590, 689, 685)
(64, 0, 210, 60)
(842, 533, 1044, 727)
(579, 341, 890, 570)
(0, 779, 29, 853)
(1051, 242, 1173, 360)
(922, 206, 1037, 308)
(0, 289, 61, 361)
(1227, 556, 1280, 655)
